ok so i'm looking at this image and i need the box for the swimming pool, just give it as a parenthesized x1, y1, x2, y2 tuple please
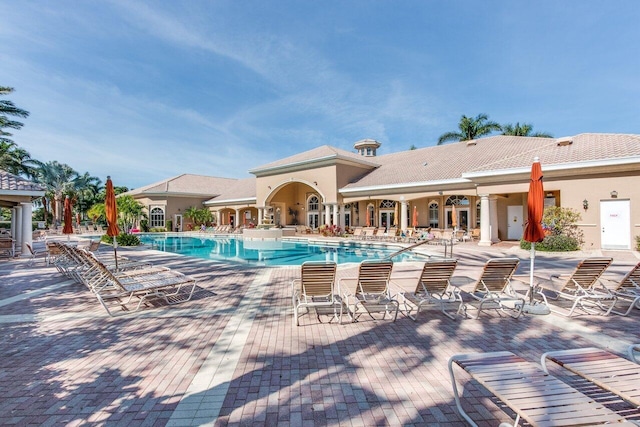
(138, 234, 428, 266)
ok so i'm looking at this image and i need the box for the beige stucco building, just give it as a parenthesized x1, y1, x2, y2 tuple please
(126, 133, 640, 250)
(0, 170, 45, 256)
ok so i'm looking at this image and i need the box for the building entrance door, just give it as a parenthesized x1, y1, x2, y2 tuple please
(507, 205, 523, 240)
(308, 213, 319, 230)
(600, 200, 630, 249)
(174, 214, 183, 232)
(379, 210, 394, 232)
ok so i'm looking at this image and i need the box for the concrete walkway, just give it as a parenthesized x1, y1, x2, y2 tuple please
(1, 240, 639, 426)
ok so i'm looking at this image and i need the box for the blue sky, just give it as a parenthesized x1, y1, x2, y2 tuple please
(2, 1, 639, 189)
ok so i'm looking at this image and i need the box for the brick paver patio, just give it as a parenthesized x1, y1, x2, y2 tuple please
(1, 239, 639, 426)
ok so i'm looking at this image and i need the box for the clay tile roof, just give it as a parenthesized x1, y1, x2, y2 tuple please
(250, 145, 378, 173)
(205, 177, 257, 203)
(342, 133, 640, 189)
(467, 133, 640, 173)
(124, 174, 238, 197)
(0, 170, 45, 192)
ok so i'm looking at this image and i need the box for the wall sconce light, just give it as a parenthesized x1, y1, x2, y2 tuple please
(267, 186, 271, 190)
(583, 199, 589, 210)
(611, 190, 618, 198)
(313, 181, 318, 186)
(438, 191, 443, 195)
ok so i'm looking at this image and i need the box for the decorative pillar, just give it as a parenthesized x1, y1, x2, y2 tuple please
(339, 204, 345, 228)
(478, 194, 492, 246)
(11, 207, 17, 237)
(14, 205, 23, 255)
(257, 208, 263, 225)
(332, 204, 338, 227)
(20, 202, 33, 256)
(235, 208, 240, 227)
(324, 204, 331, 226)
(400, 199, 408, 232)
(489, 196, 500, 243)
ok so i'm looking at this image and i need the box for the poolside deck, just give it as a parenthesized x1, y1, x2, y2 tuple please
(1, 239, 639, 426)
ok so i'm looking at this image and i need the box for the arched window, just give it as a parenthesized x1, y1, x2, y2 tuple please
(379, 199, 395, 209)
(150, 207, 165, 228)
(429, 201, 439, 228)
(446, 195, 469, 206)
(308, 196, 319, 212)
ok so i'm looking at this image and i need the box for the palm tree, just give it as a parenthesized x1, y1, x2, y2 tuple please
(501, 122, 553, 138)
(35, 161, 79, 227)
(0, 141, 42, 177)
(437, 113, 501, 145)
(72, 172, 102, 223)
(0, 86, 29, 145)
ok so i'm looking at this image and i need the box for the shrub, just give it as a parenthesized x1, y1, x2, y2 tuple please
(635, 236, 640, 251)
(101, 233, 141, 246)
(521, 234, 580, 252)
(149, 227, 166, 232)
(520, 206, 584, 252)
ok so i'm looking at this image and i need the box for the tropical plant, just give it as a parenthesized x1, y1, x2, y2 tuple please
(501, 122, 553, 138)
(72, 172, 102, 221)
(0, 141, 41, 177)
(35, 161, 79, 226)
(184, 206, 212, 226)
(520, 206, 584, 251)
(0, 86, 29, 145)
(101, 233, 140, 246)
(437, 113, 501, 145)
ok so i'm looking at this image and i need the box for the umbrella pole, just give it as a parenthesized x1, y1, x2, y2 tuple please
(529, 242, 535, 304)
(113, 236, 118, 270)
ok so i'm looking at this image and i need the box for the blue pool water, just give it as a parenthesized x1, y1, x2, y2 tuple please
(138, 234, 428, 266)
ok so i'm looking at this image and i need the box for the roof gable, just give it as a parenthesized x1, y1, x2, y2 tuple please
(249, 145, 378, 175)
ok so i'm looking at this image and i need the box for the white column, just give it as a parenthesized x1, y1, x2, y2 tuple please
(235, 208, 240, 227)
(339, 204, 345, 227)
(490, 196, 500, 243)
(20, 202, 33, 256)
(478, 194, 492, 246)
(14, 205, 23, 254)
(11, 207, 17, 237)
(324, 204, 331, 226)
(332, 204, 338, 227)
(400, 200, 408, 232)
(258, 208, 263, 225)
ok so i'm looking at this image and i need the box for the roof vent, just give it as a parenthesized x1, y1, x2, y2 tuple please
(556, 136, 573, 146)
(466, 140, 477, 147)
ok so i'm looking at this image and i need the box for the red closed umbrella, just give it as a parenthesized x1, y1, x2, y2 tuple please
(105, 176, 120, 268)
(62, 196, 74, 241)
(451, 203, 457, 230)
(523, 158, 546, 308)
(412, 206, 418, 228)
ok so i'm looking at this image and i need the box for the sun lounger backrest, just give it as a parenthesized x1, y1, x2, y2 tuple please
(416, 259, 457, 295)
(300, 261, 337, 299)
(618, 262, 640, 290)
(542, 347, 640, 407)
(564, 257, 612, 291)
(477, 258, 519, 293)
(450, 351, 634, 426)
(357, 260, 393, 295)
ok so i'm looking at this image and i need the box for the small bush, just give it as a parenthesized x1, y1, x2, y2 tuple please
(520, 234, 581, 252)
(101, 233, 141, 247)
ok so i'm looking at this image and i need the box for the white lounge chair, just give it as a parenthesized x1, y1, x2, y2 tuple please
(291, 261, 341, 326)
